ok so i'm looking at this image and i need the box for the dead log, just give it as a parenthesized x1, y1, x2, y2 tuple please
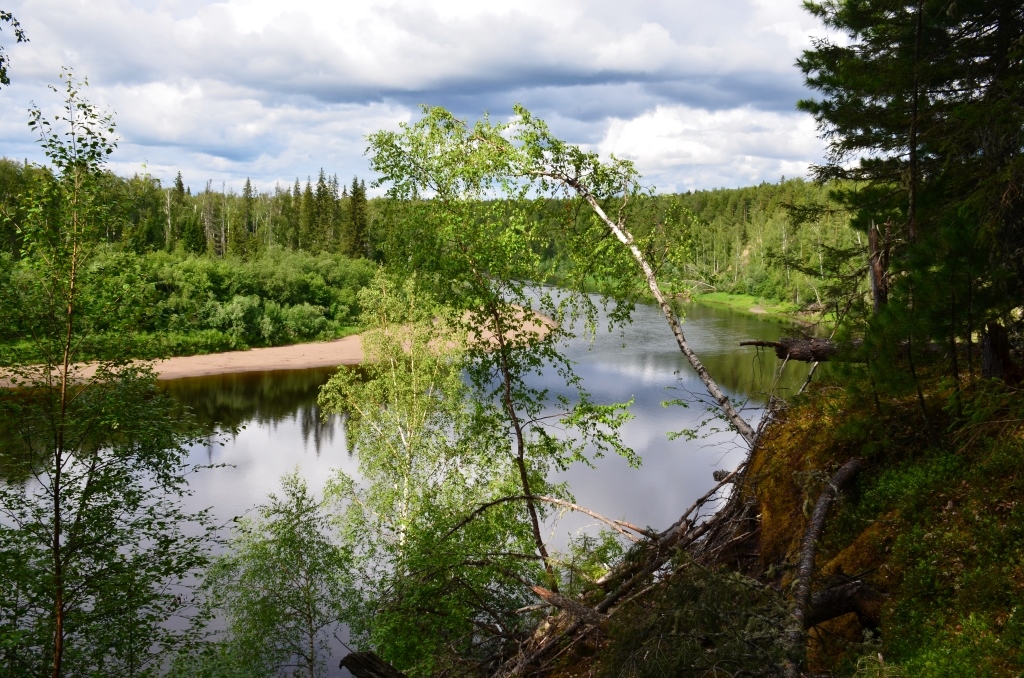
(531, 586, 607, 626)
(807, 577, 884, 629)
(740, 337, 839, 362)
(784, 458, 864, 678)
(339, 651, 407, 678)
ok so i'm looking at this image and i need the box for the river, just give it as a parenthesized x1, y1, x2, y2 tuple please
(162, 299, 814, 674)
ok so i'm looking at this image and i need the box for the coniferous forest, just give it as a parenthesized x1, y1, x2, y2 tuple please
(0, 2, 1023, 677)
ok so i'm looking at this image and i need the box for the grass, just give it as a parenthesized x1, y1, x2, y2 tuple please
(692, 292, 802, 319)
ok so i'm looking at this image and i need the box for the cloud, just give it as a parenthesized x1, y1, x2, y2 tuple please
(598, 104, 823, 192)
(0, 0, 832, 192)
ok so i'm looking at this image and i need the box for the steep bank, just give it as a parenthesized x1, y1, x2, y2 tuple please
(744, 379, 1024, 676)
(541, 375, 1024, 677)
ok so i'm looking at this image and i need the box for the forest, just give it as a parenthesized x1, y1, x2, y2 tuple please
(0, 1, 1022, 677)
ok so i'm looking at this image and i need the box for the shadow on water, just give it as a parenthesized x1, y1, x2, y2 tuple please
(161, 302, 822, 434)
(160, 367, 351, 455)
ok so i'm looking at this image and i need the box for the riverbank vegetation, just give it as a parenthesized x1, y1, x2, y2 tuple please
(1, 0, 1022, 675)
(0, 248, 375, 361)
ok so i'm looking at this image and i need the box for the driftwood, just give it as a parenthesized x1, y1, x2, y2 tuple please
(339, 651, 407, 678)
(740, 337, 839, 363)
(784, 458, 864, 678)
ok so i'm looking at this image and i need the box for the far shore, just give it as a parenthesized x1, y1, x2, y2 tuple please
(0, 309, 554, 386)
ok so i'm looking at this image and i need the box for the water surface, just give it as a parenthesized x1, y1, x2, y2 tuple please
(162, 300, 813, 675)
(166, 300, 812, 536)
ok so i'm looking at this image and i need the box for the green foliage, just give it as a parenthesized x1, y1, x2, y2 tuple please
(320, 275, 547, 675)
(568, 179, 863, 311)
(0, 71, 213, 677)
(0, 247, 374, 360)
(0, 158, 373, 259)
(0, 366, 213, 677)
(756, 374, 1024, 676)
(554, 530, 625, 598)
(347, 176, 368, 258)
(799, 0, 1024, 403)
(0, 10, 27, 87)
(187, 472, 352, 678)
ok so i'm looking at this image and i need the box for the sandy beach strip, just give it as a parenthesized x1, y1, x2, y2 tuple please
(1, 309, 554, 385)
(155, 309, 554, 380)
(153, 335, 364, 380)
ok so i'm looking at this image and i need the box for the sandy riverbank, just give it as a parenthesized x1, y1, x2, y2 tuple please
(153, 334, 365, 380)
(0, 309, 554, 386)
(155, 308, 553, 380)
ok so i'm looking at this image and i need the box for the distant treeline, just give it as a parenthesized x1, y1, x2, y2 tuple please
(665, 179, 860, 305)
(0, 159, 373, 259)
(537, 179, 861, 307)
(0, 157, 860, 309)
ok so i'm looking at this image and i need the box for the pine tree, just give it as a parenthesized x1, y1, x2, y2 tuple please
(799, 0, 1024, 393)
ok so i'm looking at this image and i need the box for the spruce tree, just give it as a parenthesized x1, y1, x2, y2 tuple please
(312, 169, 332, 252)
(173, 171, 185, 200)
(242, 178, 255, 236)
(349, 176, 368, 258)
(799, 0, 1024, 394)
(299, 178, 314, 252)
(290, 179, 301, 249)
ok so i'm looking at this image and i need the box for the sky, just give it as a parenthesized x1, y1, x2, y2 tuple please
(0, 0, 832, 195)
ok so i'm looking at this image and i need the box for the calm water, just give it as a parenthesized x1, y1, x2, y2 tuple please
(165, 300, 812, 536)
(162, 300, 813, 675)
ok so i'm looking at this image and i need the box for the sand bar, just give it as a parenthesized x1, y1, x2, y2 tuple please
(1, 309, 554, 385)
(153, 335, 364, 380)
(153, 310, 552, 380)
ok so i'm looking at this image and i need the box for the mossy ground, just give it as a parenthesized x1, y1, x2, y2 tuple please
(548, 372, 1024, 677)
(749, 375, 1024, 676)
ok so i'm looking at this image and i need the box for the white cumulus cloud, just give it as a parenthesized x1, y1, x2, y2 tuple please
(0, 0, 835, 192)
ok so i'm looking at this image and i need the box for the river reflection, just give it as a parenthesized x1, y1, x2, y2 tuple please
(163, 300, 817, 530)
(163, 367, 346, 453)
(158, 300, 817, 677)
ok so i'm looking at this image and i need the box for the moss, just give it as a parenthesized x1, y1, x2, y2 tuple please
(547, 378, 1023, 677)
(746, 377, 1024, 675)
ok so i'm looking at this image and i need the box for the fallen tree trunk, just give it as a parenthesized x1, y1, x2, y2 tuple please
(808, 578, 884, 629)
(740, 337, 839, 362)
(784, 457, 865, 678)
(491, 465, 751, 677)
(531, 586, 606, 626)
(339, 651, 407, 678)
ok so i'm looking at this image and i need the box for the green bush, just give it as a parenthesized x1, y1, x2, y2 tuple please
(0, 247, 376, 360)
